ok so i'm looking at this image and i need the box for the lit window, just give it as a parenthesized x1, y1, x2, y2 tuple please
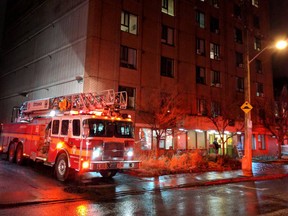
(120, 46, 137, 69)
(210, 16, 219, 33)
(118, 86, 136, 109)
(236, 77, 244, 92)
(210, 43, 220, 60)
(254, 37, 261, 51)
(161, 25, 174, 45)
(211, 70, 221, 86)
(196, 38, 205, 55)
(196, 66, 206, 84)
(236, 52, 244, 67)
(258, 134, 266, 149)
(197, 98, 207, 115)
(162, 0, 174, 16)
(196, 11, 205, 28)
(161, 57, 174, 78)
(252, 0, 259, 8)
(256, 82, 264, 97)
(121, 11, 138, 35)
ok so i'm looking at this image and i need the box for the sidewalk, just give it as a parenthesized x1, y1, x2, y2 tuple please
(135, 161, 288, 190)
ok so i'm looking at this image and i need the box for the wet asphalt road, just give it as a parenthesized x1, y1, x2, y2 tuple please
(1, 159, 288, 215)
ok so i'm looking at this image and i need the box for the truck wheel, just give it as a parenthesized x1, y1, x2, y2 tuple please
(16, 144, 24, 165)
(8, 143, 16, 163)
(55, 153, 69, 182)
(100, 170, 117, 178)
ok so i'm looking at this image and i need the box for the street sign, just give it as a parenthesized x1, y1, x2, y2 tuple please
(241, 101, 253, 113)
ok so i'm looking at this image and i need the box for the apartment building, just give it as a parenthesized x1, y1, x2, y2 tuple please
(0, 0, 277, 156)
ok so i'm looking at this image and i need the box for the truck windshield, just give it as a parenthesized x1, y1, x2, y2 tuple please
(83, 119, 134, 138)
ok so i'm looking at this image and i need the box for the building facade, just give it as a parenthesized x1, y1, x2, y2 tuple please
(0, 0, 278, 157)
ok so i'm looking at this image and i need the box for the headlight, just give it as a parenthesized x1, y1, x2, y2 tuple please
(127, 149, 133, 157)
(92, 147, 102, 159)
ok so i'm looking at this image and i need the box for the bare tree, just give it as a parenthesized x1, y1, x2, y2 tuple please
(258, 86, 288, 158)
(137, 91, 188, 158)
(207, 101, 244, 155)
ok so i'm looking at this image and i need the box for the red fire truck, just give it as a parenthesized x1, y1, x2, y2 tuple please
(0, 89, 140, 181)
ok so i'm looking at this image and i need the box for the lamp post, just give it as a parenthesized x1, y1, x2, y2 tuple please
(242, 40, 287, 176)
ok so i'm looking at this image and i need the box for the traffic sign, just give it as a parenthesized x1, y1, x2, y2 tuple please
(241, 101, 253, 113)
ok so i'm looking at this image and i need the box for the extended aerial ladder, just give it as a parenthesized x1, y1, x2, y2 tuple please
(13, 89, 127, 122)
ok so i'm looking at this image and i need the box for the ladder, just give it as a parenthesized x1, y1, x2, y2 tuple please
(17, 89, 127, 120)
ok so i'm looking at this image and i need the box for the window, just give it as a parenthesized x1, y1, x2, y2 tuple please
(162, 25, 174, 45)
(120, 45, 137, 69)
(211, 101, 221, 116)
(52, 120, 60, 135)
(234, 28, 243, 44)
(236, 77, 244, 92)
(210, 43, 220, 59)
(255, 59, 262, 73)
(196, 66, 206, 84)
(61, 120, 69, 135)
(196, 11, 205, 28)
(254, 37, 261, 51)
(196, 38, 205, 55)
(210, 16, 219, 33)
(233, 4, 241, 19)
(236, 52, 244, 67)
(161, 56, 174, 78)
(211, 70, 221, 86)
(252, 0, 259, 8)
(197, 98, 207, 115)
(162, 0, 174, 16)
(258, 134, 266, 149)
(210, 0, 219, 8)
(121, 11, 138, 35)
(256, 82, 264, 97)
(72, 119, 80, 136)
(253, 15, 260, 29)
(119, 86, 136, 109)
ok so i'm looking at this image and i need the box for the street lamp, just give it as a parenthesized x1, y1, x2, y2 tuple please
(242, 39, 287, 176)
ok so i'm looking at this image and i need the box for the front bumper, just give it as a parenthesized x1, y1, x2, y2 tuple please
(89, 160, 141, 171)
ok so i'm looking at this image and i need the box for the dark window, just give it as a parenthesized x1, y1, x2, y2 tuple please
(210, 16, 219, 33)
(234, 4, 241, 19)
(236, 52, 243, 67)
(196, 38, 205, 55)
(115, 121, 134, 138)
(161, 57, 174, 78)
(234, 28, 243, 44)
(236, 77, 244, 92)
(196, 66, 206, 84)
(255, 60, 262, 73)
(253, 15, 260, 28)
(119, 86, 136, 109)
(72, 119, 80, 136)
(52, 120, 59, 135)
(161, 25, 174, 45)
(196, 11, 205, 28)
(120, 45, 137, 69)
(61, 120, 69, 135)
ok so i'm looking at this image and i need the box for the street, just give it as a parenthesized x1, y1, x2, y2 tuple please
(0, 159, 288, 215)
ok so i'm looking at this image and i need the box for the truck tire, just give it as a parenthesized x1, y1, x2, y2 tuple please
(100, 170, 117, 178)
(8, 143, 16, 163)
(55, 153, 69, 182)
(16, 144, 24, 165)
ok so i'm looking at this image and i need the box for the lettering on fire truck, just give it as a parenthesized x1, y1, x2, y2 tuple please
(0, 89, 140, 181)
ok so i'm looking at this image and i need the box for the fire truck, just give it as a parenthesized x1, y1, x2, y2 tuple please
(0, 89, 140, 181)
